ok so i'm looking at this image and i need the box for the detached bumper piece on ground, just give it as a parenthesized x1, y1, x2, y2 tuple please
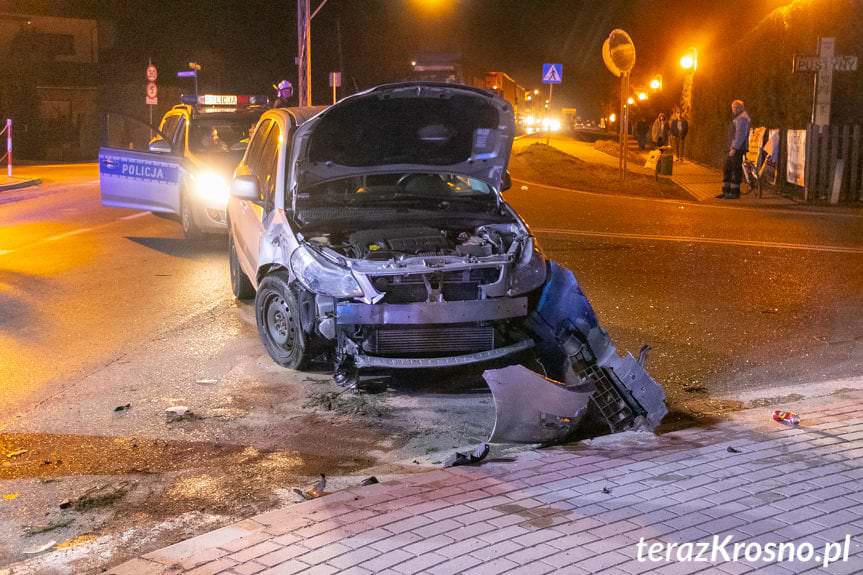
(485, 262, 668, 444)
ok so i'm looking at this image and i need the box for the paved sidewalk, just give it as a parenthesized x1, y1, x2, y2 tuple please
(91, 388, 863, 575)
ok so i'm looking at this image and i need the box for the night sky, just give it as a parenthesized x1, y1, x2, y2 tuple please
(7, 0, 789, 117)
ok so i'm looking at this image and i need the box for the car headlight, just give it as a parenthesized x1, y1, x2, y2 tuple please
(193, 171, 230, 205)
(507, 237, 547, 296)
(290, 246, 364, 298)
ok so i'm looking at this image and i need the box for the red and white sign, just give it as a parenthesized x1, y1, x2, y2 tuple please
(146, 64, 158, 82)
(146, 81, 158, 106)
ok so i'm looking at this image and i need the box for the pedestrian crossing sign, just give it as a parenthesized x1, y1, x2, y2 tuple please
(542, 63, 563, 84)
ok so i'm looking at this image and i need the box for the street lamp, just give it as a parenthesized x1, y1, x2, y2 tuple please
(680, 48, 698, 71)
(637, 91, 648, 101)
(626, 96, 635, 106)
(679, 47, 698, 118)
(649, 75, 662, 91)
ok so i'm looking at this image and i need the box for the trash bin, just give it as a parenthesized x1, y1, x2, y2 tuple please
(656, 146, 674, 177)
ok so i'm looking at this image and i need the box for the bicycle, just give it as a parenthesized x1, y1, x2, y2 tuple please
(741, 156, 761, 197)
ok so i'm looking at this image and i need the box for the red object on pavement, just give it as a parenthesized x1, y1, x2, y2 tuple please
(772, 410, 800, 425)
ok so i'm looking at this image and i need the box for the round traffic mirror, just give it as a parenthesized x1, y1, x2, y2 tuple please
(602, 29, 636, 77)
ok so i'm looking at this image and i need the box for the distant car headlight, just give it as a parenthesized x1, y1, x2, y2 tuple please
(507, 237, 547, 296)
(193, 171, 230, 205)
(290, 245, 363, 298)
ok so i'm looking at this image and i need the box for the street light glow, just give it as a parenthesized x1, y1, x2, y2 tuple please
(680, 54, 695, 69)
(649, 78, 661, 90)
(637, 91, 648, 101)
(609, 113, 617, 123)
(627, 96, 635, 105)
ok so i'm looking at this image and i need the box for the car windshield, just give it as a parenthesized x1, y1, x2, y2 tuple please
(298, 173, 495, 207)
(189, 115, 259, 154)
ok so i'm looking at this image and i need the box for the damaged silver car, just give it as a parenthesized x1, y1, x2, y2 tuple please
(228, 82, 666, 441)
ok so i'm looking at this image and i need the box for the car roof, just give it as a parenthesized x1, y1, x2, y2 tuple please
(268, 106, 327, 127)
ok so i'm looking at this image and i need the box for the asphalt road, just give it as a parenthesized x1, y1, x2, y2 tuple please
(1, 164, 861, 569)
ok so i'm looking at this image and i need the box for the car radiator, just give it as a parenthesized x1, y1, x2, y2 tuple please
(366, 325, 495, 356)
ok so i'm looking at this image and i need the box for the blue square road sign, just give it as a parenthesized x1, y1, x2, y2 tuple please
(542, 63, 563, 84)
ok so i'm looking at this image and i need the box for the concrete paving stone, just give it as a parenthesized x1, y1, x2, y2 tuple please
(468, 539, 522, 562)
(229, 542, 284, 563)
(661, 526, 711, 544)
(296, 543, 352, 565)
(812, 522, 863, 543)
(503, 561, 557, 575)
(402, 534, 455, 555)
(734, 503, 784, 522)
(417, 485, 464, 500)
(384, 514, 435, 534)
(257, 560, 310, 575)
(338, 527, 394, 550)
(545, 530, 600, 552)
(583, 535, 634, 555)
(423, 554, 483, 575)
(297, 564, 339, 575)
(553, 515, 604, 534)
(370, 532, 423, 554)
(357, 549, 414, 572)
(389, 551, 448, 574)
(230, 562, 269, 575)
(627, 522, 680, 541)
(475, 524, 531, 544)
(434, 537, 488, 559)
(443, 489, 491, 506)
(665, 512, 714, 531)
(671, 487, 719, 504)
(104, 558, 170, 575)
(574, 549, 631, 572)
(257, 545, 312, 567)
(737, 517, 788, 537)
(701, 514, 750, 534)
(410, 519, 461, 539)
(363, 510, 412, 529)
(424, 503, 475, 522)
(485, 511, 528, 529)
(331, 509, 378, 526)
(371, 495, 430, 513)
(590, 520, 641, 539)
(715, 560, 756, 574)
(178, 548, 231, 571)
(704, 488, 754, 506)
(563, 502, 612, 518)
(541, 546, 596, 568)
(481, 480, 528, 496)
(185, 558, 238, 575)
(292, 520, 343, 540)
(145, 526, 264, 564)
(811, 495, 861, 514)
(456, 507, 506, 526)
(325, 545, 381, 570)
(511, 526, 568, 548)
(220, 533, 277, 554)
(770, 494, 823, 512)
(618, 558, 672, 574)
(443, 520, 498, 541)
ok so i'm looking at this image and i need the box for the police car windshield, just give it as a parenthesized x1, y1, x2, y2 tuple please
(189, 117, 255, 154)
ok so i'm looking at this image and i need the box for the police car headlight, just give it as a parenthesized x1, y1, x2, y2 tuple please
(507, 237, 547, 296)
(193, 171, 230, 205)
(290, 246, 363, 299)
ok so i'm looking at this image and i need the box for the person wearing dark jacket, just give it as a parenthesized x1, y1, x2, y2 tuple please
(717, 100, 750, 199)
(671, 112, 689, 161)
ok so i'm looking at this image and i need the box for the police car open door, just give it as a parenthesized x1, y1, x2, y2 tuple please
(99, 113, 183, 214)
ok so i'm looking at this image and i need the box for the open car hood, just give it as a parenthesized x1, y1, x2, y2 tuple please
(290, 83, 515, 197)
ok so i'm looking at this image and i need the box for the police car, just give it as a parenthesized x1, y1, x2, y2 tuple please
(99, 94, 267, 237)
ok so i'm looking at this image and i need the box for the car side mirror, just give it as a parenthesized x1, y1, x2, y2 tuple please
(501, 171, 512, 192)
(148, 138, 172, 154)
(231, 175, 261, 202)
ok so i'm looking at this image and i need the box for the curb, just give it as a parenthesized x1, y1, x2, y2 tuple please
(0, 178, 41, 192)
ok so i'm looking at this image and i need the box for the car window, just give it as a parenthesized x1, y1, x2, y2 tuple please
(257, 123, 281, 211)
(173, 117, 186, 152)
(246, 119, 272, 174)
(159, 115, 181, 143)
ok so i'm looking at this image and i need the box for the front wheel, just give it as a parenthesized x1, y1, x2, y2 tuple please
(229, 233, 255, 300)
(255, 273, 313, 370)
(180, 190, 203, 239)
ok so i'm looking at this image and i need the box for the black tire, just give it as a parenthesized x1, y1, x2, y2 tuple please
(228, 233, 255, 300)
(255, 272, 313, 370)
(180, 190, 204, 239)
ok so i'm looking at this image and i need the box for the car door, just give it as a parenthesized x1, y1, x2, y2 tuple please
(232, 118, 276, 280)
(99, 112, 184, 214)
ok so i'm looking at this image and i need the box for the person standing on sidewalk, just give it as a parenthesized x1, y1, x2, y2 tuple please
(651, 113, 669, 148)
(717, 99, 750, 199)
(672, 112, 689, 161)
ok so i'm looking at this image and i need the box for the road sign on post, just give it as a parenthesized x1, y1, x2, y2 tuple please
(793, 37, 858, 126)
(329, 71, 341, 104)
(602, 29, 636, 181)
(146, 60, 157, 133)
(541, 64, 562, 84)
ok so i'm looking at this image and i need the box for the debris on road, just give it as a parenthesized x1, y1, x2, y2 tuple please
(5, 448, 28, 458)
(165, 406, 198, 422)
(444, 443, 490, 467)
(772, 410, 800, 425)
(113, 403, 131, 412)
(602, 487, 612, 494)
(61, 481, 130, 511)
(727, 446, 742, 453)
(195, 379, 218, 385)
(485, 262, 668, 444)
(3, 492, 19, 500)
(23, 517, 74, 536)
(360, 476, 379, 486)
(23, 540, 56, 555)
(293, 474, 327, 500)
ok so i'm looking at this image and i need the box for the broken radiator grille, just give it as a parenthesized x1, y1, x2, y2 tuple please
(580, 364, 637, 433)
(367, 325, 495, 356)
(372, 268, 502, 304)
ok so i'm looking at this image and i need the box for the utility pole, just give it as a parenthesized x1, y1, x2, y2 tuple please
(297, 0, 311, 106)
